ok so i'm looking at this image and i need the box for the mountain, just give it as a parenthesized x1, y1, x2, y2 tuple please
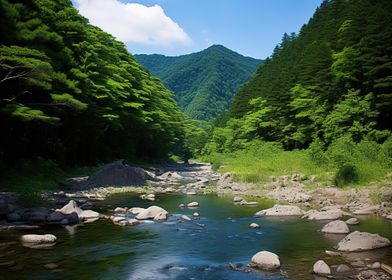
(0, 0, 186, 164)
(135, 45, 262, 120)
(225, 0, 392, 149)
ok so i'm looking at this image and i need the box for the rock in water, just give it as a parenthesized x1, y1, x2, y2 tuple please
(302, 209, 345, 220)
(77, 160, 155, 188)
(345, 218, 359, 225)
(180, 215, 192, 221)
(187, 202, 199, 208)
(21, 234, 57, 244)
(57, 200, 82, 216)
(313, 260, 331, 275)
(249, 223, 260, 229)
(251, 251, 280, 270)
(337, 231, 391, 252)
(255, 205, 303, 216)
(79, 210, 100, 220)
(136, 206, 168, 220)
(321, 220, 350, 234)
(153, 212, 168, 221)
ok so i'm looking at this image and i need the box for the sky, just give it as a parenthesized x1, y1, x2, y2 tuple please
(72, 0, 323, 59)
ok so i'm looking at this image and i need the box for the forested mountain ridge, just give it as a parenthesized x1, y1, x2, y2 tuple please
(225, 0, 392, 149)
(135, 45, 262, 120)
(0, 0, 186, 165)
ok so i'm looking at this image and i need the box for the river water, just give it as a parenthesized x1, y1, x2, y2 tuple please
(0, 193, 391, 280)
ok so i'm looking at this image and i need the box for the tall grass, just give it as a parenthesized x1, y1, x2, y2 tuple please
(202, 137, 392, 188)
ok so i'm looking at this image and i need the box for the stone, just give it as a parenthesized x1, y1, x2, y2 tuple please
(369, 262, 381, 269)
(302, 209, 345, 220)
(179, 204, 185, 208)
(21, 234, 57, 244)
(251, 251, 280, 270)
(181, 215, 192, 221)
(255, 205, 303, 216)
(345, 218, 359, 225)
(7, 212, 21, 222)
(325, 250, 341, 257)
(321, 220, 350, 234)
(353, 205, 380, 215)
(153, 212, 168, 221)
(337, 231, 391, 252)
(128, 207, 145, 215)
(313, 260, 331, 275)
(336, 264, 351, 273)
(80, 202, 93, 210)
(140, 194, 155, 201)
(47, 211, 66, 223)
(233, 196, 243, 203)
(57, 200, 82, 216)
(114, 207, 127, 212)
(136, 206, 168, 220)
(79, 210, 100, 220)
(192, 212, 200, 217)
(187, 202, 199, 208)
(249, 223, 260, 229)
(112, 216, 126, 223)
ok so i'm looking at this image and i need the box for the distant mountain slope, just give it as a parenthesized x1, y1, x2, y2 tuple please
(135, 45, 262, 120)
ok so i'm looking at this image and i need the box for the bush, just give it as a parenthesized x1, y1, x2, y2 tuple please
(307, 139, 327, 165)
(334, 162, 358, 186)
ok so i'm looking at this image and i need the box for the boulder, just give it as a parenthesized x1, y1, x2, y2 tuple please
(313, 260, 331, 275)
(140, 194, 155, 201)
(128, 207, 145, 215)
(345, 218, 359, 225)
(249, 223, 260, 229)
(353, 205, 380, 215)
(112, 216, 126, 223)
(193, 212, 200, 217)
(321, 220, 350, 234)
(78, 160, 155, 188)
(57, 200, 82, 216)
(114, 207, 127, 213)
(136, 206, 168, 220)
(187, 202, 199, 208)
(127, 219, 141, 226)
(337, 231, 391, 252)
(233, 196, 243, 203)
(153, 212, 168, 221)
(251, 251, 280, 270)
(302, 209, 345, 220)
(79, 210, 100, 220)
(21, 234, 56, 244)
(255, 205, 303, 216)
(336, 264, 351, 273)
(7, 212, 21, 222)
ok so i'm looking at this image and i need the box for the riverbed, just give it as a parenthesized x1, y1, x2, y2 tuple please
(1, 193, 391, 280)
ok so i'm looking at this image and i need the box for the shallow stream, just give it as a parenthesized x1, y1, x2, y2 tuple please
(1, 193, 391, 280)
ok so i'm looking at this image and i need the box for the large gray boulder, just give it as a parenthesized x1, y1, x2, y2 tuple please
(337, 231, 391, 252)
(321, 220, 350, 234)
(57, 200, 83, 216)
(251, 251, 281, 270)
(255, 205, 303, 216)
(136, 206, 168, 220)
(302, 209, 345, 220)
(81, 160, 155, 188)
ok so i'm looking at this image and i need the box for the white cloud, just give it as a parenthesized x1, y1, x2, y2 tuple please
(76, 0, 192, 46)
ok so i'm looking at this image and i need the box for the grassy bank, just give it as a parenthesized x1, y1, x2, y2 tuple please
(0, 159, 98, 206)
(201, 137, 392, 188)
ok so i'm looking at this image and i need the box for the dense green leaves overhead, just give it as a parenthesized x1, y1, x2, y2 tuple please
(135, 45, 262, 120)
(0, 0, 186, 164)
(227, 0, 392, 148)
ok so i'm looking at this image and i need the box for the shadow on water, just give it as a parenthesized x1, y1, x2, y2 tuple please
(0, 193, 391, 280)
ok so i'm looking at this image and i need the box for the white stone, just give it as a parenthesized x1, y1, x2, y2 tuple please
(136, 206, 168, 220)
(249, 223, 260, 229)
(321, 220, 350, 234)
(251, 251, 280, 270)
(181, 215, 191, 221)
(337, 231, 391, 252)
(21, 234, 57, 244)
(255, 205, 303, 216)
(345, 218, 359, 225)
(187, 202, 199, 208)
(313, 260, 331, 275)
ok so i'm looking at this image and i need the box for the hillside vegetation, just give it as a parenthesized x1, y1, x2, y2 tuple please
(203, 0, 392, 187)
(135, 45, 261, 120)
(0, 0, 186, 167)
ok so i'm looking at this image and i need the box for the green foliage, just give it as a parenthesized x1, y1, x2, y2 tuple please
(0, 0, 186, 166)
(226, 0, 392, 148)
(135, 45, 262, 120)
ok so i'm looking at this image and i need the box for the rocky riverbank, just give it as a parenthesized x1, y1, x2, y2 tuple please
(1, 161, 391, 279)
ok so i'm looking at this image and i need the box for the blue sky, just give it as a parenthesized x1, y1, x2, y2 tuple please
(72, 0, 323, 59)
